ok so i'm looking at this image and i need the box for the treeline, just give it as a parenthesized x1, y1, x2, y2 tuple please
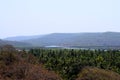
(29, 48, 120, 80)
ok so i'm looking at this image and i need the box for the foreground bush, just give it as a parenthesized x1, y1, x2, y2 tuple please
(76, 67, 120, 80)
(0, 62, 61, 80)
(0, 45, 62, 80)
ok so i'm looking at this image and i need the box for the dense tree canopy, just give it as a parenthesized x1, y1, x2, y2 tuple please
(29, 48, 120, 80)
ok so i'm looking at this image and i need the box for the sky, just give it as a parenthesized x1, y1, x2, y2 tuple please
(0, 0, 119, 38)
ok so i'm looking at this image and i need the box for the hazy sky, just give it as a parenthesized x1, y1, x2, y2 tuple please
(0, 0, 119, 38)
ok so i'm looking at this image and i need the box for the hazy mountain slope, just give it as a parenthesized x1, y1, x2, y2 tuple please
(0, 39, 32, 47)
(23, 32, 120, 47)
(4, 35, 44, 41)
(24, 33, 81, 46)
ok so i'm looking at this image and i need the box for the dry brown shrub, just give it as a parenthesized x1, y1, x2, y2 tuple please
(0, 49, 62, 80)
(76, 67, 120, 80)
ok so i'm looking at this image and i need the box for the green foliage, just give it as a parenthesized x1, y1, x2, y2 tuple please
(29, 49, 120, 80)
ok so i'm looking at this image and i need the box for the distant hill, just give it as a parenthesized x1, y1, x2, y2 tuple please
(0, 39, 32, 47)
(22, 32, 120, 47)
(4, 32, 120, 48)
(4, 35, 44, 41)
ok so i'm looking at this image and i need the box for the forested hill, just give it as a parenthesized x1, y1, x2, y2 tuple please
(22, 32, 120, 47)
(0, 39, 32, 47)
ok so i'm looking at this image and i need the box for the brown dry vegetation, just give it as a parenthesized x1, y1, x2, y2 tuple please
(0, 63, 62, 80)
(76, 67, 120, 80)
(0, 45, 62, 80)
